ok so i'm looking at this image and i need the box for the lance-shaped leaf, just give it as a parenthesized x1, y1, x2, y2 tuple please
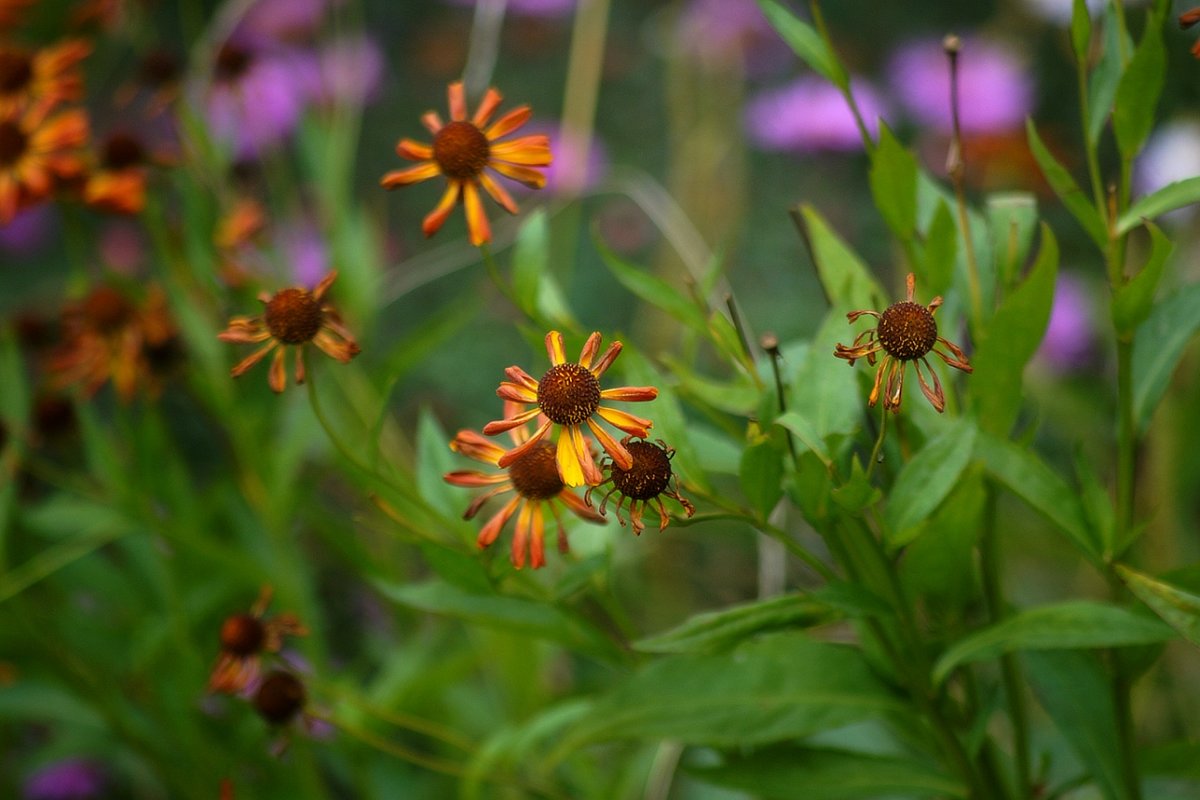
(634, 593, 837, 654)
(1117, 564, 1200, 649)
(1113, 6, 1165, 158)
(1026, 120, 1106, 248)
(1118, 176, 1200, 234)
(1132, 281, 1200, 432)
(885, 418, 977, 548)
(794, 204, 888, 312)
(1111, 221, 1170, 338)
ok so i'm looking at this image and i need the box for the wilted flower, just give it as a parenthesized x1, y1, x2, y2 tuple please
(888, 37, 1032, 135)
(445, 411, 605, 569)
(218, 270, 360, 393)
(209, 585, 307, 695)
(47, 283, 180, 402)
(745, 76, 885, 153)
(834, 273, 972, 413)
(253, 669, 307, 726)
(0, 40, 90, 115)
(587, 438, 694, 536)
(0, 102, 89, 225)
(484, 331, 657, 487)
(380, 81, 551, 246)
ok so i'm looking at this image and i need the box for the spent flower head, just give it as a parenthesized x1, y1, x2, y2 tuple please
(834, 273, 972, 413)
(484, 331, 658, 487)
(587, 438, 694, 536)
(380, 81, 551, 246)
(445, 405, 605, 569)
(209, 585, 308, 695)
(218, 270, 360, 393)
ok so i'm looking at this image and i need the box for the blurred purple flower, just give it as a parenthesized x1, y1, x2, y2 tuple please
(0, 206, 54, 255)
(205, 37, 320, 159)
(23, 759, 105, 800)
(276, 218, 330, 286)
(1035, 273, 1095, 371)
(240, 0, 329, 42)
(443, 0, 575, 18)
(674, 0, 791, 75)
(313, 35, 385, 107)
(512, 122, 607, 196)
(888, 38, 1033, 134)
(1135, 118, 1200, 219)
(98, 221, 148, 274)
(744, 77, 884, 152)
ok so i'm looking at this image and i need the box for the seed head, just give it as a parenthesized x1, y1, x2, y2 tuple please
(433, 120, 489, 180)
(264, 289, 322, 344)
(219, 613, 266, 657)
(611, 440, 673, 501)
(82, 286, 135, 334)
(537, 362, 601, 425)
(877, 301, 937, 361)
(253, 671, 306, 725)
(507, 440, 564, 500)
(102, 133, 145, 170)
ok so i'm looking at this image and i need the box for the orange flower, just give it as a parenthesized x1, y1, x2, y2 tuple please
(445, 408, 605, 569)
(484, 331, 658, 488)
(380, 81, 551, 246)
(209, 586, 307, 695)
(0, 101, 88, 224)
(833, 273, 972, 413)
(587, 438, 694, 536)
(218, 271, 360, 393)
(47, 283, 180, 402)
(0, 39, 91, 115)
(83, 130, 162, 214)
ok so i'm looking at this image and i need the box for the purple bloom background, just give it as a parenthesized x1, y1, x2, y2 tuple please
(443, 0, 576, 18)
(674, 0, 792, 75)
(744, 77, 885, 152)
(1035, 273, 1096, 372)
(23, 759, 105, 800)
(888, 37, 1033, 134)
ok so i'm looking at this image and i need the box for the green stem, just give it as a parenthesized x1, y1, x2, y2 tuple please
(1076, 56, 1106, 215)
(866, 404, 888, 480)
(809, 0, 874, 154)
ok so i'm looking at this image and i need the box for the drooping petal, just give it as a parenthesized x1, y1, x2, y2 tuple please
(478, 172, 519, 215)
(867, 358, 887, 407)
(589, 341, 623, 377)
(462, 180, 492, 246)
(511, 500, 533, 569)
(505, 365, 540, 392)
(545, 330, 567, 365)
(596, 405, 653, 438)
(422, 181, 461, 238)
(230, 341, 277, 377)
(462, 483, 514, 520)
(556, 487, 606, 522)
(450, 429, 508, 465)
(484, 405, 541, 436)
(313, 330, 360, 363)
(528, 503, 546, 569)
(587, 417, 632, 470)
(472, 87, 503, 127)
(496, 419, 553, 467)
(380, 162, 441, 188)
(484, 105, 531, 140)
(570, 423, 604, 485)
(488, 160, 547, 189)
(268, 346, 288, 393)
(444, 470, 510, 489)
(914, 357, 946, 413)
(312, 270, 338, 301)
(477, 495, 521, 548)
(884, 360, 905, 410)
(933, 337, 973, 372)
(294, 346, 306, 385)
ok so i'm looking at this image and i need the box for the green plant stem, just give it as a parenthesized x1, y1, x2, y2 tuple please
(866, 404, 888, 480)
(980, 485, 1032, 799)
(809, 0, 874, 154)
(1076, 60, 1106, 215)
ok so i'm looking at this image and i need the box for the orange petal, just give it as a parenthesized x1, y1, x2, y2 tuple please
(545, 330, 566, 365)
(490, 136, 553, 165)
(421, 111, 443, 134)
(587, 417, 632, 470)
(230, 341, 277, 377)
(478, 495, 521, 548)
(484, 405, 541, 436)
(498, 381, 538, 403)
(505, 365, 540, 391)
(294, 347, 307, 385)
(380, 162, 441, 188)
(472, 87, 503, 127)
(479, 172, 519, 215)
(447, 81, 467, 121)
(485, 105, 531, 140)
(462, 181, 491, 246)
(444, 470, 510, 488)
(556, 426, 586, 488)
(313, 330, 360, 363)
(569, 424, 604, 486)
(422, 182, 461, 238)
(313, 270, 338, 301)
(578, 332, 602, 369)
(596, 406, 653, 438)
(557, 488, 606, 522)
(395, 138, 433, 160)
(268, 347, 287, 393)
(450, 429, 508, 465)
(511, 500, 533, 569)
(496, 418, 553, 467)
(528, 503, 546, 569)
(461, 484, 513, 520)
(489, 160, 547, 189)
(590, 341, 623, 377)
(915, 357, 946, 413)
(598, 386, 657, 402)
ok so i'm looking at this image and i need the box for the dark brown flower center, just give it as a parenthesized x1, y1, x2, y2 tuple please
(537, 362, 600, 426)
(611, 440, 672, 500)
(508, 440, 564, 500)
(433, 120, 490, 181)
(219, 613, 266, 656)
(253, 670, 306, 725)
(214, 43, 252, 83)
(264, 288, 323, 344)
(877, 301, 937, 361)
(139, 48, 181, 88)
(82, 286, 135, 334)
(102, 133, 146, 170)
(0, 50, 32, 95)
(0, 121, 27, 167)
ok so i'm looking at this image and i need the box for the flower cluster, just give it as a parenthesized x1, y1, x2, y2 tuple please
(208, 585, 307, 696)
(444, 331, 694, 568)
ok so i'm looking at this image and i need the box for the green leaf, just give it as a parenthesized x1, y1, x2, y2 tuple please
(596, 239, 708, 333)
(740, 431, 784, 518)
(885, 418, 977, 548)
(933, 600, 1175, 684)
(1088, 4, 1131, 144)
(776, 411, 832, 468)
(512, 210, 577, 329)
(548, 633, 903, 759)
(690, 747, 966, 800)
(634, 593, 836, 654)
(791, 312, 862, 441)
(1076, 451, 1118, 560)
(417, 408, 472, 531)
(901, 470, 985, 607)
(374, 579, 621, 661)
(986, 191, 1038, 292)
(1112, 221, 1171, 337)
(869, 123, 919, 241)
(1117, 564, 1200, 649)
(1118, 177, 1200, 234)
(974, 430, 1099, 562)
(756, 0, 845, 87)
(1026, 120, 1107, 249)
(971, 224, 1058, 437)
(1027, 650, 1130, 800)
(795, 204, 888, 312)
(1139, 740, 1200, 782)
(1132, 281, 1200, 431)
(920, 200, 957, 298)
(1071, 0, 1092, 64)
(831, 457, 882, 514)
(1113, 6, 1165, 158)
